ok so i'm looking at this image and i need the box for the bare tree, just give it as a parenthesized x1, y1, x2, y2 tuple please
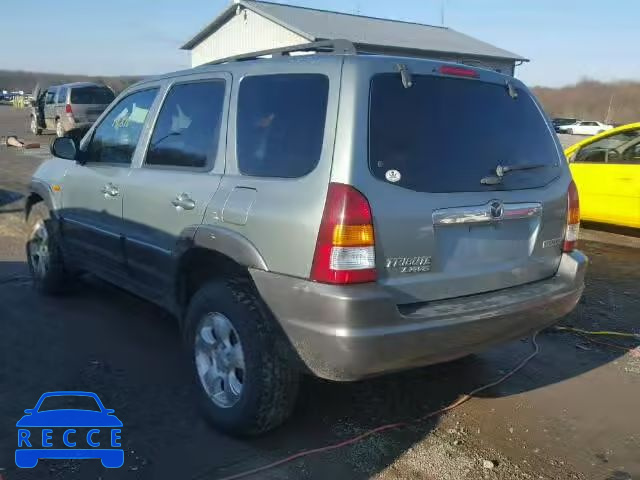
(532, 79, 640, 125)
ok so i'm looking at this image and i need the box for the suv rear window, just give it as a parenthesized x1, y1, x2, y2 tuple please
(237, 74, 329, 178)
(369, 74, 560, 192)
(71, 87, 115, 105)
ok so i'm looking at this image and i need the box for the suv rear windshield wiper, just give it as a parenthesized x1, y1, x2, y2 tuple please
(481, 163, 550, 185)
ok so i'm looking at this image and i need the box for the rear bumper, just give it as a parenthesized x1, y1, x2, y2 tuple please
(251, 250, 587, 381)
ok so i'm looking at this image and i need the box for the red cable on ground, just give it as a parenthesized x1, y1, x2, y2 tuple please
(214, 331, 542, 480)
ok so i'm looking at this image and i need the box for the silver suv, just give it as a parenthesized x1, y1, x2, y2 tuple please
(30, 82, 115, 138)
(25, 41, 587, 436)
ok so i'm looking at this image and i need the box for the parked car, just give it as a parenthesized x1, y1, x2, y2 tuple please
(565, 122, 640, 228)
(30, 82, 115, 137)
(552, 117, 579, 133)
(24, 42, 587, 436)
(557, 120, 613, 136)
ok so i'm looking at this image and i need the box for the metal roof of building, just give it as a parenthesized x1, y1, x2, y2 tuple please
(182, 0, 527, 62)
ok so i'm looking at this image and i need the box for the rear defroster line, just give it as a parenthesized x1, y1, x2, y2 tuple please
(209, 332, 543, 480)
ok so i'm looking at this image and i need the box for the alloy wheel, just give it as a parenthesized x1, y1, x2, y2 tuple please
(194, 312, 246, 408)
(28, 221, 50, 279)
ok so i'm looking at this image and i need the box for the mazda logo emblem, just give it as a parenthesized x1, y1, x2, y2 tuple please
(490, 201, 504, 219)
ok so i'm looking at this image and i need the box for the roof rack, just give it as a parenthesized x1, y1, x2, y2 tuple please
(202, 39, 357, 66)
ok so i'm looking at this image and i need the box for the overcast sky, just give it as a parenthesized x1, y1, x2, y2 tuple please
(1, 0, 637, 87)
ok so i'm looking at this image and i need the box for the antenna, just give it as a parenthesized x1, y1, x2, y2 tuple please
(441, 0, 446, 26)
(605, 93, 615, 124)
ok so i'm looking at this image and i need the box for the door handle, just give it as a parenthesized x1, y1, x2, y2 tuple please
(100, 183, 119, 197)
(171, 193, 196, 211)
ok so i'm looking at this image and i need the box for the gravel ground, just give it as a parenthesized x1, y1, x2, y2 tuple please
(1, 104, 639, 480)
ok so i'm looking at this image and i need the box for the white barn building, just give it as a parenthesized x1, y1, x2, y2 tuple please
(182, 1, 527, 75)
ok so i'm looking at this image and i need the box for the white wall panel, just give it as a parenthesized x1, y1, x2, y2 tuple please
(191, 9, 307, 66)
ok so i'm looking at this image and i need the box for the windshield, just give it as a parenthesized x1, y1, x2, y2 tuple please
(38, 395, 102, 412)
(70, 87, 115, 105)
(369, 74, 561, 192)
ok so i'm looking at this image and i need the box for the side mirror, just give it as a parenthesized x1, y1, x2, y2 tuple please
(24, 409, 34, 414)
(50, 137, 77, 161)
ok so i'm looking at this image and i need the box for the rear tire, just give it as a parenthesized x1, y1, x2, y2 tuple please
(26, 203, 71, 295)
(185, 278, 300, 436)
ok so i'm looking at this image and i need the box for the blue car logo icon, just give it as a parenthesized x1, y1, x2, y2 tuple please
(16, 391, 124, 468)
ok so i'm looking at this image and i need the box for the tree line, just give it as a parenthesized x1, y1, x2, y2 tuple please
(532, 79, 640, 125)
(0, 70, 142, 95)
(2, 70, 639, 126)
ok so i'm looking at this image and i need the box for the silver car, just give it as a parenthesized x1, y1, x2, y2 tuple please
(30, 82, 115, 137)
(25, 41, 587, 436)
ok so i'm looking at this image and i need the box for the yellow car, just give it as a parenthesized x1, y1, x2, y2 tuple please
(565, 122, 640, 228)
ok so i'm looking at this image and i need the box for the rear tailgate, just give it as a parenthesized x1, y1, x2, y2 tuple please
(363, 67, 568, 304)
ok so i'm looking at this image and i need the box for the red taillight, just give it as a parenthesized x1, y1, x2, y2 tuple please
(563, 180, 580, 252)
(311, 183, 376, 284)
(439, 65, 479, 78)
(65, 104, 73, 114)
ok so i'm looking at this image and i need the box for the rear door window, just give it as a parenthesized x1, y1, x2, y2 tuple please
(56, 87, 68, 104)
(71, 87, 115, 105)
(369, 74, 560, 192)
(620, 142, 640, 164)
(145, 80, 226, 169)
(236, 74, 329, 178)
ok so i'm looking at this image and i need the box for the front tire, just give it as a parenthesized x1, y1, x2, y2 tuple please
(26, 203, 70, 294)
(185, 278, 300, 436)
(567, 128, 574, 135)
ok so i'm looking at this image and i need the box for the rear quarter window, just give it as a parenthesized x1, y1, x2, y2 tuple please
(71, 87, 115, 105)
(369, 74, 560, 192)
(236, 74, 329, 178)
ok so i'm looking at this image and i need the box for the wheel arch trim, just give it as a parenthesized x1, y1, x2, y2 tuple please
(175, 225, 269, 272)
(25, 181, 57, 218)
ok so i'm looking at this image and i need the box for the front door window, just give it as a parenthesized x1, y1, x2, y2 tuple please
(85, 89, 158, 165)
